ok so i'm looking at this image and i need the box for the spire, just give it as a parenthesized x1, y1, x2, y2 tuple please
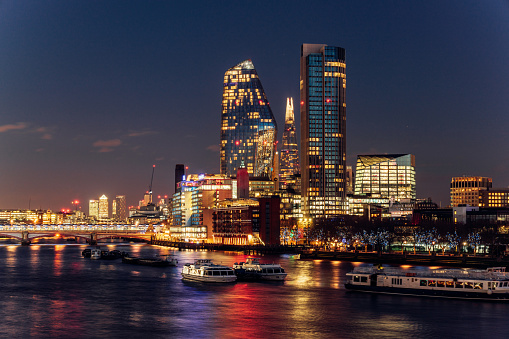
(285, 97, 294, 122)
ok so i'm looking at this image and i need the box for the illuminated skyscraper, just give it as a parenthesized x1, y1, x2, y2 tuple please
(112, 195, 127, 221)
(450, 176, 492, 207)
(98, 194, 109, 220)
(89, 199, 99, 219)
(300, 44, 346, 217)
(280, 97, 299, 189)
(354, 154, 416, 201)
(220, 60, 277, 178)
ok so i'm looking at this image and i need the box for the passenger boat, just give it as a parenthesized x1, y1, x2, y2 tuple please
(345, 265, 509, 300)
(122, 255, 178, 267)
(233, 258, 287, 281)
(181, 259, 237, 283)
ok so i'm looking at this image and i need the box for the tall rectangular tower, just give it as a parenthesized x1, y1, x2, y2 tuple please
(300, 44, 346, 217)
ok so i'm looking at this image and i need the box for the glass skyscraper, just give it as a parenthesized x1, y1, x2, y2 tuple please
(220, 60, 277, 178)
(354, 154, 416, 201)
(279, 97, 299, 188)
(300, 44, 346, 217)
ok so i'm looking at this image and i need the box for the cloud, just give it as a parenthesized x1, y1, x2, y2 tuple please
(36, 127, 53, 140)
(127, 130, 157, 137)
(0, 122, 28, 133)
(93, 139, 122, 153)
(207, 144, 220, 152)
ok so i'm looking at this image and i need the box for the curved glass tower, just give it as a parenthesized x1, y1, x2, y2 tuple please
(220, 60, 277, 178)
(280, 97, 300, 188)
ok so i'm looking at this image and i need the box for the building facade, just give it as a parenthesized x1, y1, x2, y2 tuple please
(98, 194, 109, 220)
(480, 189, 509, 208)
(354, 154, 416, 201)
(280, 97, 300, 189)
(220, 59, 277, 179)
(112, 195, 127, 221)
(89, 199, 99, 219)
(300, 44, 347, 217)
(450, 176, 492, 207)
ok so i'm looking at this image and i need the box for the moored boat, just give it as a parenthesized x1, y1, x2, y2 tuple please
(181, 259, 237, 283)
(345, 265, 509, 301)
(122, 255, 178, 267)
(90, 248, 102, 260)
(233, 258, 287, 281)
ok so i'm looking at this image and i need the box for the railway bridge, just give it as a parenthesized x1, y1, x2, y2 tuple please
(0, 224, 152, 245)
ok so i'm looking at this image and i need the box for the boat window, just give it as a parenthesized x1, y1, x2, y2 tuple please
(474, 283, 483, 290)
(446, 281, 454, 288)
(437, 281, 445, 288)
(221, 271, 226, 276)
(464, 281, 474, 289)
(360, 276, 368, 283)
(281, 268, 285, 273)
(262, 269, 267, 273)
(354, 276, 360, 282)
(420, 280, 427, 287)
(213, 271, 220, 276)
(455, 281, 463, 288)
(505, 282, 508, 288)
(428, 280, 436, 287)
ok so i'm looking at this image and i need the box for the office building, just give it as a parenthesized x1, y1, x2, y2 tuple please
(220, 59, 277, 179)
(280, 97, 300, 189)
(354, 154, 416, 201)
(450, 176, 492, 207)
(300, 44, 347, 217)
(112, 195, 127, 221)
(480, 189, 509, 208)
(89, 199, 99, 219)
(98, 194, 109, 220)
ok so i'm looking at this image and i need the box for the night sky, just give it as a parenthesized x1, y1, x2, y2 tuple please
(1, 1, 508, 211)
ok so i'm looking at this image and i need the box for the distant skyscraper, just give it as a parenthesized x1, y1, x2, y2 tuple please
(300, 44, 346, 217)
(220, 59, 277, 178)
(175, 164, 185, 193)
(280, 97, 299, 189)
(98, 194, 109, 220)
(354, 154, 416, 201)
(89, 199, 99, 219)
(112, 195, 127, 221)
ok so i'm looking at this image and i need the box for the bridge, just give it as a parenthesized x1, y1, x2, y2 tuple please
(0, 224, 152, 245)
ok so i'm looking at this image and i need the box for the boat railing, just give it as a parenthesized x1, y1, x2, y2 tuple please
(351, 266, 509, 280)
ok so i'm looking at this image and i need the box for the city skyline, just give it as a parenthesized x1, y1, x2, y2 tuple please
(1, 1, 508, 210)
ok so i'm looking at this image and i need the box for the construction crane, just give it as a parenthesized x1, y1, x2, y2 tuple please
(146, 164, 155, 205)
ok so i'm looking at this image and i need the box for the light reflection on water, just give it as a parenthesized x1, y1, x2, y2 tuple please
(0, 244, 508, 338)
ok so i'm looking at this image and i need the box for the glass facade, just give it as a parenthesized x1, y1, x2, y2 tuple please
(220, 60, 277, 178)
(279, 97, 299, 189)
(300, 44, 347, 217)
(450, 176, 492, 207)
(354, 154, 416, 201)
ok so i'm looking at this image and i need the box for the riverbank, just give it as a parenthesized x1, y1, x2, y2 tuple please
(300, 250, 509, 269)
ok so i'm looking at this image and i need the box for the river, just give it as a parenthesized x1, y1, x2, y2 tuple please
(0, 243, 507, 338)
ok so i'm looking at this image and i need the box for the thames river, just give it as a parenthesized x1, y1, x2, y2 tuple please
(0, 243, 508, 338)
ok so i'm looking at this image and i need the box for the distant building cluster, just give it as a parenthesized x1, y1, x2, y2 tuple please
(3, 43, 508, 244)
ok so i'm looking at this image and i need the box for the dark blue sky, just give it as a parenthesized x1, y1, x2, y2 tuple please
(1, 0, 508, 210)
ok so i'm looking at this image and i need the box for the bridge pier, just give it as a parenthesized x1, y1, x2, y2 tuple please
(88, 232, 98, 246)
(21, 231, 31, 246)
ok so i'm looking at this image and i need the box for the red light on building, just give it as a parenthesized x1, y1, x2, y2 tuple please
(300, 101, 304, 105)
(259, 100, 263, 105)
(235, 140, 240, 145)
(326, 98, 331, 103)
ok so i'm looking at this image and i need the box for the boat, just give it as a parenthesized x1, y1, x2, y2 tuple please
(100, 250, 128, 260)
(82, 248, 91, 258)
(122, 254, 178, 267)
(90, 248, 102, 260)
(181, 259, 237, 283)
(233, 258, 287, 281)
(345, 265, 509, 301)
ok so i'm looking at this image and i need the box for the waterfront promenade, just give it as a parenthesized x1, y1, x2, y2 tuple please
(151, 237, 509, 269)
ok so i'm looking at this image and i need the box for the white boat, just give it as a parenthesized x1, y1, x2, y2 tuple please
(90, 248, 102, 260)
(345, 265, 509, 301)
(233, 258, 287, 281)
(181, 259, 237, 283)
